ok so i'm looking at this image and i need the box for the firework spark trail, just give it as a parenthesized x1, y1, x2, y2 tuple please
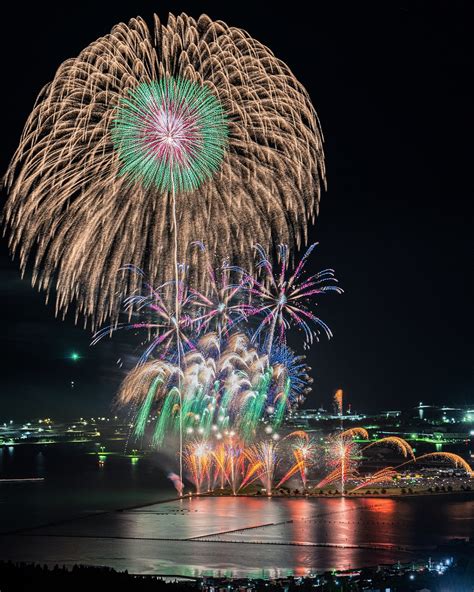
(4, 13, 325, 328)
(211, 442, 228, 489)
(315, 467, 342, 489)
(170, 176, 184, 491)
(292, 441, 316, 488)
(275, 460, 305, 489)
(226, 443, 246, 495)
(282, 430, 310, 442)
(275, 439, 315, 489)
(134, 374, 164, 437)
(315, 466, 357, 490)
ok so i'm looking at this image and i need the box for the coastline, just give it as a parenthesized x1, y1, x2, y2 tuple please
(194, 485, 474, 500)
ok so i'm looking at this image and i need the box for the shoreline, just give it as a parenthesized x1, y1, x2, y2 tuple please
(113, 486, 474, 511)
(194, 486, 474, 500)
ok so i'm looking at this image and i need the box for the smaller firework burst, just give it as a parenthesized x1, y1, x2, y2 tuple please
(211, 437, 245, 494)
(92, 265, 196, 364)
(174, 427, 472, 496)
(270, 344, 312, 409)
(234, 243, 342, 353)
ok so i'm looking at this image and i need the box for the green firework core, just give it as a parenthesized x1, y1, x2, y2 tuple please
(111, 77, 228, 193)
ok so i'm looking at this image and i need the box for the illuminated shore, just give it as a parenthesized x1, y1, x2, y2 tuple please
(193, 483, 474, 499)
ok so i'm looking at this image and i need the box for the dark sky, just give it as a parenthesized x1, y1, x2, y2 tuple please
(1, 1, 472, 419)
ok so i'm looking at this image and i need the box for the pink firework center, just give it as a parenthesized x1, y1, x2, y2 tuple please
(141, 98, 202, 168)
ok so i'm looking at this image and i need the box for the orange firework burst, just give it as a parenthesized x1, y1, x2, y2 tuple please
(363, 437, 415, 460)
(283, 430, 310, 441)
(240, 440, 280, 496)
(323, 431, 359, 494)
(211, 442, 228, 490)
(315, 465, 358, 489)
(211, 438, 245, 494)
(340, 427, 369, 440)
(350, 467, 399, 492)
(276, 433, 317, 489)
(183, 440, 213, 494)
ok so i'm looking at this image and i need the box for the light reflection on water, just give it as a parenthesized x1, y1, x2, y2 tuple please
(0, 446, 473, 577)
(1, 493, 473, 577)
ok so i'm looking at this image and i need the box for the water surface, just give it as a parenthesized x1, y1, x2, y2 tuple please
(1, 444, 473, 577)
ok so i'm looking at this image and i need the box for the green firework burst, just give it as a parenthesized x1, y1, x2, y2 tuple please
(111, 77, 228, 193)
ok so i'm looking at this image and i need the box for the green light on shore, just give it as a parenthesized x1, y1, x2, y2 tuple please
(70, 352, 80, 361)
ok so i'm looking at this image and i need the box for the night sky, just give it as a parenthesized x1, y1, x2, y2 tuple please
(1, 2, 472, 419)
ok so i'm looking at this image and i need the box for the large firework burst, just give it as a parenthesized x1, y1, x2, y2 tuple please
(118, 331, 304, 444)
(4, 13, 325, 327)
